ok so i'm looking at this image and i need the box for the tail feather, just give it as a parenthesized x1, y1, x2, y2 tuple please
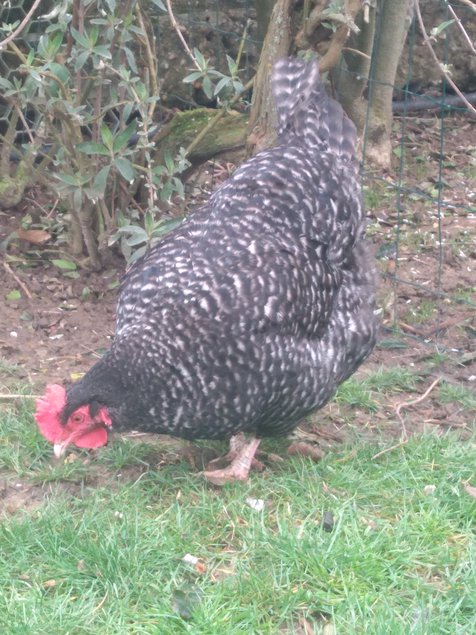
(272, 57, 356, 163)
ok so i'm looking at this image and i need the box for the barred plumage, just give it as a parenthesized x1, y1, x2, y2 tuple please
(39, 58, 377, 472)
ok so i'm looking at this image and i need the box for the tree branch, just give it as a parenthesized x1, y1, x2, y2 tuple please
(165, 0, 200, 70)
(446, 3, 476, 55)
(414, 0, 476, 117)
(456, 0, 476, 13)
(0, 0, 42, 51)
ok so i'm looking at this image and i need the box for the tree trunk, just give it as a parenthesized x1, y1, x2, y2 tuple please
(254, 0, 276, 44)
(246, 0, 294, 154)
(363, 0, 413, 167)
(330, 5, 377, 133)
(250, 0, 412, 169)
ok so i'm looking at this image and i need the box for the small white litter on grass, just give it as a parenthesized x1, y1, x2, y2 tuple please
(245, 497, 265, 512)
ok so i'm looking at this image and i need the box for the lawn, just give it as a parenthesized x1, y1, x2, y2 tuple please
(0, 394, 475, 634)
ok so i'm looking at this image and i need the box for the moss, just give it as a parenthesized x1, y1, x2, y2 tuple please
(0, 161, 31, 209)
(160, 108, 248, 161)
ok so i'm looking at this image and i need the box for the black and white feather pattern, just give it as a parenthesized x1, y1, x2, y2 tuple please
(64, 58, 378, 440)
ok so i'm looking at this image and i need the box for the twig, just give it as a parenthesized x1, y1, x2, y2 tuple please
(13, 104, 35, 144)
(342, 47, 371, 60)
(165, 0, 199, 69)
(0, 0, 42, 51)
(424, 315, 472, 338)
(414, 0, 476, 117)
(2, 261, 33, 299)
(93, 589, 108, 613)
(135, 3, 159, 120)
(371, 440, 408, 461)
(446, 4, 476, 55)
(79, 343, 103, 359)
(456, 0, 476, 13)
(398, 321, 425, 337)
(395, 377, 441, 439)
(424, 419, 467, 429)
(0, 394, 41, 399)
(235, 19, 251, 72)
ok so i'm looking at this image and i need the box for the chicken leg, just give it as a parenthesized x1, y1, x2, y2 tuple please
(203, 436, 261, 485)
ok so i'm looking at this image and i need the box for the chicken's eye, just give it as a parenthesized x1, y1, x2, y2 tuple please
(71, 412, 85, 425)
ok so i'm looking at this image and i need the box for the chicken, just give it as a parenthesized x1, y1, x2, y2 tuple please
(35, 58, 377, 483)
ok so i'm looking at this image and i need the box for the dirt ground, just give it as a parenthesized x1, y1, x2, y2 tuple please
(1, 113, 475, 447)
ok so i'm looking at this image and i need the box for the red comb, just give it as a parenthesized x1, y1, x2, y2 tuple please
(34, 384, 67, 443)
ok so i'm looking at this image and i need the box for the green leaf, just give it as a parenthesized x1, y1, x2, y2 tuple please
(151, 217, 182, 238)
(0, 78, 14, 90)
(164, 151, 175, 174)
(122, 103, 134, 124)
(172, 177, 185, 199)
(150, 0, 166, 10)
(89, 25, 99, 47)
(89, 165, 111, 199)
(202, 75, 213, 99)
(126, 232, 148, 247)
(70, 27, 91, 49)
(144, 211, 154, 235)
(29, 69, 42, 84)
(183, 71, 203, 84)
(193, 48, 206, 70)
(56, 172, 82, 186)
(73, 188, 83, 211)
(123, 46, 138, 74)
(76, 141, 110, 156)
(128, 245, 147, 264)
(233, 79, 244, 93)
(6, 289, 22, 301)
(214, 76, 230, 96)
(114, 157, 135, 182)
(100, 124, 114, 151)
(74, 50, 90, 71)
(431, 19, 455, 37)
(117, 225, 147, 236)
(226, 54, 237, 75)
(113, 120, 138, 153)
(51, 259, 77, 271)
(92, 45, 112, 60)
(160, 181, 173, 202)
(38, 35, 51, 59)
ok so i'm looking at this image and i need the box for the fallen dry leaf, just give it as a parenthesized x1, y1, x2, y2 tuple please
(299, 617, 315, 635)
(17, 228, 51, 245)
(43, 579, 56, 588)
(182, 553, 207, 574)
(463, 482, 476, 499)
(287, 442, 324, 462)
(194, 561, 207, 574)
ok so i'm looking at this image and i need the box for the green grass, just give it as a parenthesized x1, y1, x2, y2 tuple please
(438, 382, 476, 412)
(334, 366, 421, 413)
(1, 399, 476, 634)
